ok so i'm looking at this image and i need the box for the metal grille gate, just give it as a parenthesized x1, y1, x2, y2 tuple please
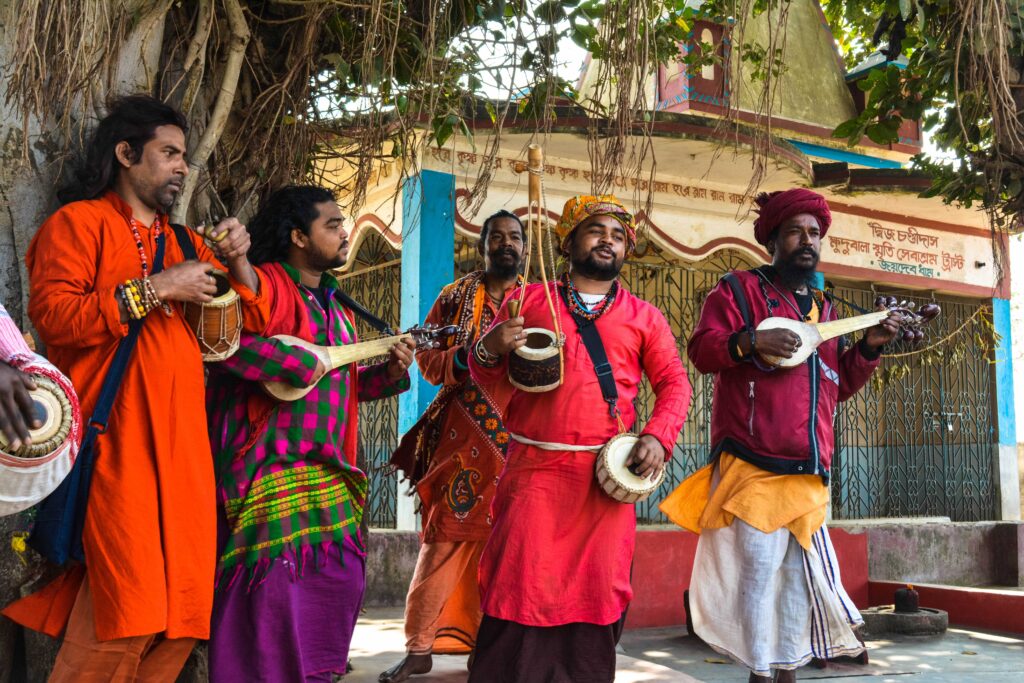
(344, 235, 998, 526)
(340, 232, 402, 528)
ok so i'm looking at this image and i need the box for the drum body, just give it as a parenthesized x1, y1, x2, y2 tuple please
(182, 271, 242, 362)
(0, 373, 79, 517)
(595, 433, 665, 504)
(508, 328, 563, 393)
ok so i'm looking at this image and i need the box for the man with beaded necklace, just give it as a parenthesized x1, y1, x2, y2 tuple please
(465, 195, 692, 682)
(3, 95, 268, 680)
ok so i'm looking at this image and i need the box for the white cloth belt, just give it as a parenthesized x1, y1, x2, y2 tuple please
(509, 433, 603, 452)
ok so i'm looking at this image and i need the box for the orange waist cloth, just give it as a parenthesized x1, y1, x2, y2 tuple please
(659, 453, 828, 550)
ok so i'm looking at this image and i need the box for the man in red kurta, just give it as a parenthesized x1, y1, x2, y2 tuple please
(381, 211, 524, 682)
(466, 195, 691, 682)
(2, 96, 268, 681)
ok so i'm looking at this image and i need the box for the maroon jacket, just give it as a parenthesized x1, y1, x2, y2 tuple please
(687, 267, 880, 480)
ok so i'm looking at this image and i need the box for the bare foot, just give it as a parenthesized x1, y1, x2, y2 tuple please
(378, 654, 433, 682)
(749, 674, 771, 683)
(775, 670, 797, 683)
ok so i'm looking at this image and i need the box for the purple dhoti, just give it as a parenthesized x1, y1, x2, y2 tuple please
(209, 536, 366, 683)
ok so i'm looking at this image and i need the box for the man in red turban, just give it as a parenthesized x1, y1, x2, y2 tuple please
(660, 187, 901, 682)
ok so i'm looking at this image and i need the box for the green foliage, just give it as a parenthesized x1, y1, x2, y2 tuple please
(821, 0, 1024, 224)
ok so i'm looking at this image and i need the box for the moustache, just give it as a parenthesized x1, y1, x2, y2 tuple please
(491, 248, 519, 259)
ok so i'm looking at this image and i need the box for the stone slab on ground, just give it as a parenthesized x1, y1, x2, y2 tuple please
(349, 608, 1024, 683)
(621, 624, 1024, 682)
(345, 609, 700, 683)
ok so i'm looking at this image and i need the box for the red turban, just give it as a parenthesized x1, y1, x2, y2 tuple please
(752, 189, 832, 246)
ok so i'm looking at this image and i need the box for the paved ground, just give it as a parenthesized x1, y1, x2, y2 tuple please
(346, 608, 1024, 682)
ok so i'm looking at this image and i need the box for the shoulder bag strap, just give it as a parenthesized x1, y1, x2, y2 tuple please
(169, 223, 199, 261)
(73, 231, 168, 541)
(334, 290, 395, 335)
(557, 285, 619, 419)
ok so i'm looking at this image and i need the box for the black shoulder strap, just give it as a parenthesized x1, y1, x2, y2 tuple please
(170, 223, 199, 261)
(722, 272, 752, 329)
(334, 290, 395, 335)
(557, 285, 619, 418)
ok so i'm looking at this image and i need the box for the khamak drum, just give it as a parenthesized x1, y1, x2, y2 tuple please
(507, 328, 563, 393)
(595, 434, 665, 504)
(182, 270, 242, 361)
(0, 368, 81, 517)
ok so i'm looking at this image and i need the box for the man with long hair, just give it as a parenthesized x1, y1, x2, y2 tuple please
(204, 185, 414, 682)
(381, 210, 525, 682)
(661, 189, 901, 682)
(465, 196, 691, 682)
(2, 95, 268, 680)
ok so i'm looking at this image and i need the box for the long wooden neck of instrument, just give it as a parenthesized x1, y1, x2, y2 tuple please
(815, 310, 889, 342)
(323, 333, 408, 370)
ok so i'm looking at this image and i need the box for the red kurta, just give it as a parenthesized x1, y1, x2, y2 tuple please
(3, 192, 268, 641)
(469, 281, 691, 626)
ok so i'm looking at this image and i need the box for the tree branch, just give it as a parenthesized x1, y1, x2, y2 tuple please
(172, 0, 250, 224)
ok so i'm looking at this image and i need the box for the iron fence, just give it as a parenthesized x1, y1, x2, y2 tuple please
(347, 234, 999, 526)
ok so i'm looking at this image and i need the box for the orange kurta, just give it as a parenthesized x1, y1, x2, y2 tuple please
(3, 192, 268, 641)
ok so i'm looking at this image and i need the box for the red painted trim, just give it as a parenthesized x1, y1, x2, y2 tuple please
(352, 213, 401, 247)
(869, 581, 1024, 635)
(826, 200, 993, 239)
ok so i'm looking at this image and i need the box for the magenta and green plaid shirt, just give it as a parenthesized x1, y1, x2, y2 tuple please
(206, 264, 408, 584)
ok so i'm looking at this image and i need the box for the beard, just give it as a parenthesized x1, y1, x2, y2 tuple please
(486, 247, 521, 279)
(153, 179, 183, 213)
(775, 247, 819, 287)
(308, 243, 348, 272)
(571, 248, 624, 281)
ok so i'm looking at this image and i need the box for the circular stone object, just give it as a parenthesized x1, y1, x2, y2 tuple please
(859, 605, 949, 636)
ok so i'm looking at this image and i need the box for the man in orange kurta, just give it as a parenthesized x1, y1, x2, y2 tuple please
(2, 96, 268, 681)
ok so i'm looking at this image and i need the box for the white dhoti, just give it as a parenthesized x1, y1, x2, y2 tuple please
(690, 519, 865, 676)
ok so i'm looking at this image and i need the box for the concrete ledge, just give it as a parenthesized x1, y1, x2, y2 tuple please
(365, 529, 420, 607)
(834, 520, 1024, 588)
(869, 580, 1024, 635)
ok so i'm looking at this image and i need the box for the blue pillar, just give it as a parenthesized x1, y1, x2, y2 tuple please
(992, 298, 1021, 520)
(394, 169, 455, 529)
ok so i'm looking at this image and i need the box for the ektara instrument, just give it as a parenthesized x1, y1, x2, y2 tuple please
(507, 144, 565, 392)
(756, 299, 941, 369)
(262, 325, 459, 401)
(507, 328, 562, 393)
(181, 270, 242, 362)
(595, 434, 665, 504)
(0, 368, 81, 517)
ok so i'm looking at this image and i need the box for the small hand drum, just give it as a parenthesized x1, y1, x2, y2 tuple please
(595, 434, 665, 504)
(0, 373, 78, 517)
(182, 270, 242, 362)
(507, 327, 563, 393)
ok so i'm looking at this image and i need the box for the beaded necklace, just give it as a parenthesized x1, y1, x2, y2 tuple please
(561, 272, 618, 321)
(127, 215, 165, 277)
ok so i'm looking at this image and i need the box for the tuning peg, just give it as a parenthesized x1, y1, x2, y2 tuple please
(874, 295, 886, 309)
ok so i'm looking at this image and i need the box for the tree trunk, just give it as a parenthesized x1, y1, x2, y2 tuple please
(0, 4, 169, 678)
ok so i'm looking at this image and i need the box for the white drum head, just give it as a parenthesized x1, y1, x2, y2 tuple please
(512, 328, 559, 361)
(604, 435, 660, 491)
(0, 379, 68, 453)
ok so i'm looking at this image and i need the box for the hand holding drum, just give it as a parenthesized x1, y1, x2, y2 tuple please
(480, 316, 527, 357)
(0, 363, 42, 451)
(150, 261, 220, 304)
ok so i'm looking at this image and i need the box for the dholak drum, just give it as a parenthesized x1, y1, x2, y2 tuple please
(508, 328, 563, 393)
(0, 371, 80, 517)
(595, 434, 665, 504)
(182, 270, 242, 362)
